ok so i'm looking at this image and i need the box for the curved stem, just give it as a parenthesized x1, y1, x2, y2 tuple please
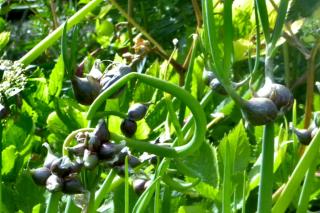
(162, 175, 200, 192)
(45, 192, 61, 213)
(62, 128, 94, 156)
(125, 157, 129, 213)
(86, 190, 95, 213)
(258, 123, 274, 213)
(87, 73, 206, 158)
(19, 0, 103, 65)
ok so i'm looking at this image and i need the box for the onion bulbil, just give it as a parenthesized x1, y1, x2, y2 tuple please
(256, 83, 293, 113)
(241, 98, 279, 126)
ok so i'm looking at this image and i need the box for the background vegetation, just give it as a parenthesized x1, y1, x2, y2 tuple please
(1, 0, 320, 212)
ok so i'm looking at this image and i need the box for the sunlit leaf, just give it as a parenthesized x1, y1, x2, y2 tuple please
(48, 55, 64, 97)
(176, 141, 218, 186)
(2, 145, 17, 176)
(0, 31, 10, 50)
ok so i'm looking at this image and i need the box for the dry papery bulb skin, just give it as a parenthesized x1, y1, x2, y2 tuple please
(256, 83, 294, 112)
(241, 97, 279, 126)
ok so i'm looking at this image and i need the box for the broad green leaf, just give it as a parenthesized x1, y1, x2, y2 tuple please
(48, 55, 64, 97)
(0, 31, 10, 51)
(2, 145, 17, 176)
(3, 113, 33, 150)
(2, 184, 16, 213)
(46, 111, 69, 140)
(54, 98, 87, 131)
(175, 141, 218, 186)
(218, 121, 251, 175)
(14, 172, 45, 213)
(96, 19, 114, 36)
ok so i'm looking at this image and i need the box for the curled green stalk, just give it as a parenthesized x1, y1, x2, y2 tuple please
(87, 73, 206, 158)
(162, 175, 200, 192)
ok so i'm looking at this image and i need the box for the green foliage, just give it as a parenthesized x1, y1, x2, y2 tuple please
(1, 0, 320, 212)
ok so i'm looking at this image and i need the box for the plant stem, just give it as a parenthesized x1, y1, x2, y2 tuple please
(125, 157, 129, 213)
(304, 40, 320, 128)
(222, 140, 232, 213)
(64, 196, 80, 213)
(94, 169, 117, 210)
(296, 158, 317, 213)
(272, 130, 320, 213)
(191, 0, 202, 27)
(19, 0, 104, 65)
(45, 192, 61, 213)
(87, 189, 96, 213)
(283, 42, 290, 87)
(87, 73, 206, 158)
(258, 123, 274, 213)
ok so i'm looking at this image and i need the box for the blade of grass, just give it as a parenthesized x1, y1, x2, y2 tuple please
(258, 123, 274, 213)
(271, 0, 289, 51)
(64, 196, 80, 213)
(223, 0, 233, 72)
(202, 0, 224, 82)
(70, 25, 79, 75)
(255, 0, 270, 43)
(272, 129, 320, 213)
(296, 157, 317, 213)
(125, 156, 129, 213)
(222, 140, 232, 213)
(132, 177, 161, 212)
(94, 169, 117, 210)
(61, 22, 71, 78)
(154, 156, 161, 213)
